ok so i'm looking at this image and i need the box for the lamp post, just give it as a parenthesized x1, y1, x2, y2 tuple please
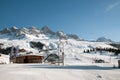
(58, 37, 67, 66)
(58, 37, 61, 66)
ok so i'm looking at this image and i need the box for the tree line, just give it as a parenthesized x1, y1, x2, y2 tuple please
(83, 47, 120, 55)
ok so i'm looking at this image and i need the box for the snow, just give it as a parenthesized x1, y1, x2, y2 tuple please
(0, 54, 9, 64)
(0, 49, 120, 80)
(0, 32, 120, 80)
(0, 37, 116, 64)
(11, 26, 18, 29)
(0, 61, 120, 80)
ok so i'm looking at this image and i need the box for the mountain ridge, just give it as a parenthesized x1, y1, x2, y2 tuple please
(0, 26, 83, 41)
(0, 26, 117, 63)
(0, 26, 115, 42)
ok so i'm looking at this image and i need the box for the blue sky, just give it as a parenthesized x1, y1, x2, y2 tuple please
(0, 0, 120, 41)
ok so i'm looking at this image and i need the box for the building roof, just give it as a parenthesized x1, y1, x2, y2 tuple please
(16, 53, 44, 57)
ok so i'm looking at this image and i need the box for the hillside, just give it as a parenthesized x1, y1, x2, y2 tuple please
(0, 26, 118, 64)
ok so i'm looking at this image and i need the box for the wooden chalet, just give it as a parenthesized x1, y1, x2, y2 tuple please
(11, 54, 44, 63)
(10, 45, 44, 63)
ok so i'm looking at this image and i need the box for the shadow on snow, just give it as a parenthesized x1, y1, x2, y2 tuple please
(24, 64, 119, 70)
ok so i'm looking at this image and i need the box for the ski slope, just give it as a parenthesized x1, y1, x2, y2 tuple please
(0, 37, 120, 80)
(0, 63, 120, 80)
(0, 26, 120, 80)
(0, 37, 116, 64)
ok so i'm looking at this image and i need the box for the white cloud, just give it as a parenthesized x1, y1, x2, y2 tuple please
(105, 2, 120, 12)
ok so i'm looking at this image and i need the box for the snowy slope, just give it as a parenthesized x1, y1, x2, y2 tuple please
(0, 30, 120, 80)
(0, 26, 117, 64)
(0, 37, 115, 64)
(0, 27, 120, 80)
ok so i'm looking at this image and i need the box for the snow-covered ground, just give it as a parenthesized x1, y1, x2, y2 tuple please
(0, 54, 9, 64)
(0, 61, 120, 80)
(0, 32, 120, 80)
(0, 53, 120, 80)
(0, 49, 120, 80)
(0, 38, 116, 64)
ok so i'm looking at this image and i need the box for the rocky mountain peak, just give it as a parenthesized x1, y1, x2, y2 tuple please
(67, 34, 80, 40)
(0, 26, 83, 41)
(29, 26, 40, 34)
(18, 27, 29, 34)
(56, 31, 67, 39)
(41, 26, 55, 35)
(11, 26, 18, 30)
(10, 26, 18, 32)
(96, 37, 113, 42)
(0, 28, 11, 34)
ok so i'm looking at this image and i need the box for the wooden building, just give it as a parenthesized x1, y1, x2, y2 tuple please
(11, 54, 44, 63)
(10, 46, 44, 63)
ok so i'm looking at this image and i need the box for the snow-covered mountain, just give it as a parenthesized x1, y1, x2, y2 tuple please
(41, 26, 55, 35)
(0, 26, 115, 51)
(0, 26, 85, 41)
(0, 26, 117, 64)
(96, 37, 113, 42)
(0, 26, 82, 40)
(67, 34, 83, 40)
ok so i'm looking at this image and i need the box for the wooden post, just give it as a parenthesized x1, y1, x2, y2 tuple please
(62, 52, 64, 66)
(58, 42, 60, 66)
(118, 60, 120, 68)
(62, 41, 64, 66)
(58, 37, 61, 66)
